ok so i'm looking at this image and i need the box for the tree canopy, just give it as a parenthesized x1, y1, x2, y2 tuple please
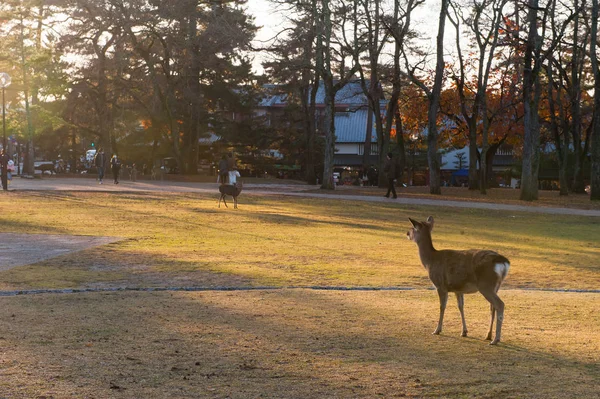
(0, 0, 598, 200)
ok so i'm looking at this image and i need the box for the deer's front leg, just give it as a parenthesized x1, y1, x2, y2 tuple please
(433, 289, 448, 335)
(455, 293, 468, 337)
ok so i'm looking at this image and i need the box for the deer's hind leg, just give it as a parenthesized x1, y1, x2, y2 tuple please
(485, 283, 502, 341)
(219, 194, 228, 208)
(480, 289, 505, 345)
(433, 289, 448, 335)
(486, 303, 496, 341)
(455, 293, 468, 337)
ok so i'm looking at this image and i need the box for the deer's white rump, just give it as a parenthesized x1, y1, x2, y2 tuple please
(407, 216, 510, 345)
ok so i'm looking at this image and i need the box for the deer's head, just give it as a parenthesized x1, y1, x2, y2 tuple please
(234, 181, 243, 193)
(407, 216, 434, 244)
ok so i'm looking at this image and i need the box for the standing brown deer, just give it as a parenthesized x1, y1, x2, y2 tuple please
(218, 182, 243, 209)
(406, 216, 510, 345)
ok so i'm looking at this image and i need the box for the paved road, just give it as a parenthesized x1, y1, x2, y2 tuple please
(5, 176, 600, 217)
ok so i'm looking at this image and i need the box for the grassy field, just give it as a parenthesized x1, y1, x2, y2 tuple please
(0, 190, 599, 398)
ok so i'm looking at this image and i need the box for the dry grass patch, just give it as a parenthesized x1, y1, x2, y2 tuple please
(0, 191, 598, 290)
(0, 190, 598, 397)
(0, 289, 597, 398)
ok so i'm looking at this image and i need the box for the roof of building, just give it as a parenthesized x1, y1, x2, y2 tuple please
(259, 81, 384, 144)
(258, 84, 289, 107)
(259, 80, 382, 108)
(312, 80, 368, 105)
(334, 108, 377, 143)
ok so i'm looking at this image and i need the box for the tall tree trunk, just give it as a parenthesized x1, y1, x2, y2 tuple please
(447, 4, 479, 190)
(374, 101, 388, 188)
(304, 0, 319, 185)
(185, 7, 200, 174)
(388, 0, 404, 184)
(485, 135, 507, 188)
(426, 0, 448, 195)
(479, 100, 489, 194)
(32, 5, 43, 107)
(468, 120, 479, 190)
(95, 37, 116, 156)
(394, 106, 405, 183)
(363, 100, 373, 169)
(302, 80, 319, 184)
(591, 0, 600, 200)
(520, 0, 541, 201)
(20, 17, 35, 176)
(353, 0, 388, 187)
(546, 62, 570, 195)
(317, 0, 358, 189)
(318, 0, 335, 190)
(570, 2, 584, 193)
(321, 91, 336, 189)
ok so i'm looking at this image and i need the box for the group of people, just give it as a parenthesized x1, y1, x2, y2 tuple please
(93, 148, 121, 185)
(218, 153, 240, 185)
(2, 146, 397, 196)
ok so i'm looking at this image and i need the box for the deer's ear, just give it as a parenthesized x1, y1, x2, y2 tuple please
(408, 218, 418, 228)
(426, 216, 434, 230)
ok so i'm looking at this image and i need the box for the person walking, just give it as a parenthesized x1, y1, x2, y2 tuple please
(94, 148, 107, 184)
(130, 163, 137, 182)
(218, 155, 228, 185)
(384, 152, 397, 199)
(0, 149, 9, 191)
(228, 168, 241, 185)
(110, 154, 121, 184)
(7, 158, 14, 185)
(227, 152, 236, 172)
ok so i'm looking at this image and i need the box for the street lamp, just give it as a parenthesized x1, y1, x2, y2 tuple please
(0, 73, 11, 150)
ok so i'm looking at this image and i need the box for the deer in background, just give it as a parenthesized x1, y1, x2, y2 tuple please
(407, 216, 510, 345)
(218, 182, 243, 209)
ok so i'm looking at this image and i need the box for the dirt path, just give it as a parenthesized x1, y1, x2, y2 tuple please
(7, 177, 600, 217)
(0, 233, 123, 271)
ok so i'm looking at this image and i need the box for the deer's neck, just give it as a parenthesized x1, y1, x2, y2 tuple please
(417, 235, 437, 269)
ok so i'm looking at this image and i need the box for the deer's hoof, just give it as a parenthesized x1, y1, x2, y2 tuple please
(485, 334, 492, 341)
(489, 339, 500, 345)
(461, 331, 468, 337)
(432, 330, 441, 335)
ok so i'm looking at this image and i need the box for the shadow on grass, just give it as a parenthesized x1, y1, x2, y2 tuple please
(174, 290, 600, 397)
(0, 218, 71, 235)
(245, 211, 388, 231)
(1, 287, 599, 397)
